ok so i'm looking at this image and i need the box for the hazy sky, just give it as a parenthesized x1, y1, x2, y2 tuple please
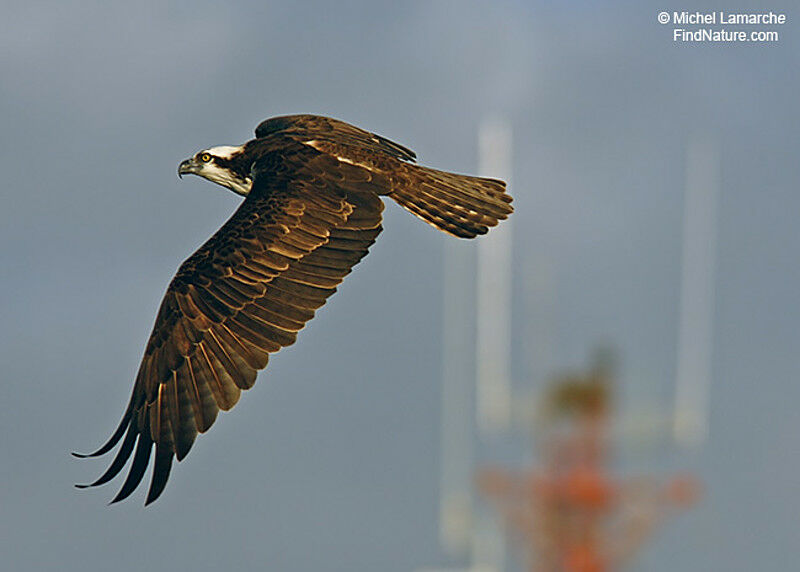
(2, 2, 798, 571)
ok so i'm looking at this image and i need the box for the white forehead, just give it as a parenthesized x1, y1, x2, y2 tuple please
(204, 145, 243, 159)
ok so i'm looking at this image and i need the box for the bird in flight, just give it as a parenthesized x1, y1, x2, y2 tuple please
(75, 114, 513, 504)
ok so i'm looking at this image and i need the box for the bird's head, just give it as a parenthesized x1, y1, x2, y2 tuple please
(178, 145, 253, 196)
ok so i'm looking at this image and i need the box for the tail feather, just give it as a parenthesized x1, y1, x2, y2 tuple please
(388, 165, 513, 238)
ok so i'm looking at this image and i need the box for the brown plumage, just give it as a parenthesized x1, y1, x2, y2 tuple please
(76, 115, 513, 504)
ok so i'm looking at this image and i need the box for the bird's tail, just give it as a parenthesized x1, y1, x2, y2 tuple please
(388, 165, 513, 238)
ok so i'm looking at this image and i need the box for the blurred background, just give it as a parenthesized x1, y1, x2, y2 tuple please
(1, 1, 798, 570)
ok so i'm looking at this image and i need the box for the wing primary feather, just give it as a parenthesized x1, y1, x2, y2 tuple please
(185, 354, 220, 432)
(170, 368, 198, 461)
(145, 445, 174, 505)
(72, 399, 134, 458)
(75, 422, 138, 488)
(205, 328, 256, 382)
(109, 432, 153, 504)
(217, 323, 265, 370)
(150, 384, 164, 442)
(197, 341, 241, 410)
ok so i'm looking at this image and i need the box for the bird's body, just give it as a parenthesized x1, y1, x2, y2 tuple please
(77, 114, 513, 504)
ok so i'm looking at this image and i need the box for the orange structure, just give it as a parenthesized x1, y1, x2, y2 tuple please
(478, 356, 699, 572)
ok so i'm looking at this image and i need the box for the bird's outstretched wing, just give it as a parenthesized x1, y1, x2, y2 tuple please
(76, 140, 386, 504)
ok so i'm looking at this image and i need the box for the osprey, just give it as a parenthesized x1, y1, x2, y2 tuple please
(76, 114, 513, 504)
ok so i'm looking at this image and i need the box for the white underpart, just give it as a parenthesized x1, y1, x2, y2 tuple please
(206, 145, 243, 159)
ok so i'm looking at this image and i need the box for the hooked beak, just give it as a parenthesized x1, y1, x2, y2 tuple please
(178, 158, 197, 179)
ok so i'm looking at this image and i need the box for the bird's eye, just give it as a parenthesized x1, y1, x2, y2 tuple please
(199, 153, 212, 163)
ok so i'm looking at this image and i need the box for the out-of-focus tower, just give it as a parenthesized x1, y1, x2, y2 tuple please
(434, 117, 513, 572)
(478, 353, 700, 572)
(473, 117, 514, 572)
(673, 135, 719, 449)
(476, 117, 514, 437)
(439, 207, 477, 557)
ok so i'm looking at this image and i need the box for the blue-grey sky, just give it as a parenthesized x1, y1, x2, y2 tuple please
(1, 1, 798, 571)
